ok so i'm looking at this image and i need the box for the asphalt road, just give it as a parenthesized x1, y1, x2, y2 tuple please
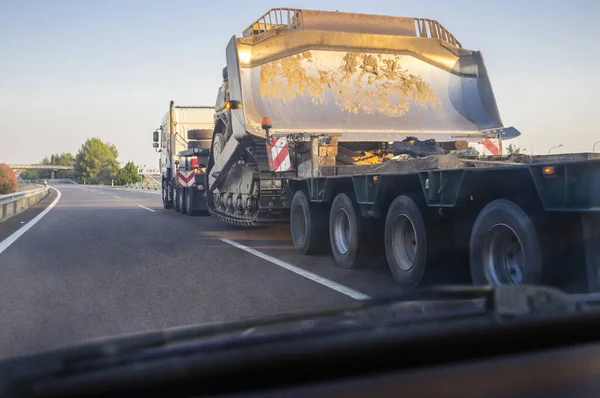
(0, 183, 404, 359)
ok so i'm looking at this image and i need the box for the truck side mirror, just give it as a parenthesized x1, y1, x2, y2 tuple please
(153, 130, 159, 142)
(153, 143, 159, 148)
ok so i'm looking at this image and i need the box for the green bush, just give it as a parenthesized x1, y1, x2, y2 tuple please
(116, 161, 140, 185)
(0, 164, 17, 194)
(19, 169, 40, 180)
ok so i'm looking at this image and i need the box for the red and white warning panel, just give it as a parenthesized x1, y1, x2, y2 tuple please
(268, 137, 293, 172)
(177, 170, 196, 187)
(469, 138, 502, 156)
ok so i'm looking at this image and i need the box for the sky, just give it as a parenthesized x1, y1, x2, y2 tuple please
(1, 0, 599, 166)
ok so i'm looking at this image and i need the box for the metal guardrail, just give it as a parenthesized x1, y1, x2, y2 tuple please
(1, 186, 50, 221)
(0, 186, 49, 206)
(123, 182, 159, 190)
(20, 179, 77, 184)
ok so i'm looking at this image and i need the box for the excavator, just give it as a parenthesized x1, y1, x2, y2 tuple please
(206, 8, 519, 225)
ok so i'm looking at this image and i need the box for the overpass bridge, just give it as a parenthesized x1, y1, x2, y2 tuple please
(9, 164, 74, 179)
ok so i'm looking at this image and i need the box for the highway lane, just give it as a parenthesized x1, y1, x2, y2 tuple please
(0, 184, 403, 359)
(88, 185, 404, 297)
(59, 185, 406, 299)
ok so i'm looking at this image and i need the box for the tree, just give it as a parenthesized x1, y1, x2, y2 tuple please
(0, 164, 17, 194)
(39, 152, 75, 179)
(96, 167, 117, 185)
(53, 152, 75, 179)
(55, 153, 74, 166)
(20, 169, 40, 180)
(505, 144, 525, 155)
(74, 138, 120, 184)
(116, 161, 140, 185)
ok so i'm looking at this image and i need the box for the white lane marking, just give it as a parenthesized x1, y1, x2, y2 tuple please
(99, 192, 105, 195)
(138, 205, 155, 213)
(113, 196, 121, 199)
(221, 239, 372, 301)
(0, 187, 62, 256)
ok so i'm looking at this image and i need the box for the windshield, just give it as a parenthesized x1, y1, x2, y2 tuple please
(0, 0, 598, 362)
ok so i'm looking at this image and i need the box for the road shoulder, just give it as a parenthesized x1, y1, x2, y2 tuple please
(0, 189, 58, 243)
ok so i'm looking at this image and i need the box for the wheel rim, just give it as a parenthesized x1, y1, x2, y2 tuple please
(391, 215, 418, 271)
(333, 208, 351, 255)
(162, 183, 168, 203)
(291, 204, 306, 244)
(484, 224, 524, 285)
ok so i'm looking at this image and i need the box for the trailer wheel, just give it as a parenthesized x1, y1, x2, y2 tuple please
(162, 179, 173, 209)
(329, 193, 369, 269)
(291, 190, 329, 254)
(179, 188, 187, 214)
(384, 195, 429, 287)
(470, 199, 542, 285)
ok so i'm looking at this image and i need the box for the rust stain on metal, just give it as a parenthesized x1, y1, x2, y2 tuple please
(259, 50, 439, 116)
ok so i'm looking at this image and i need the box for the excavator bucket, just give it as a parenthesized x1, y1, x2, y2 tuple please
(227, 8, 519, 143)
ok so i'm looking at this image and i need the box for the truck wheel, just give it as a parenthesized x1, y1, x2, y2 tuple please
(179, 188, 187, 214)
(469, 199, 542, 285)
(174, 186, 180, 212)
(384, 195, 429, 287)
(291, 190, 329, 254)
(185, 188, 197, 216)
(162, 180, 173, 209)
(329, 193, 369, 269)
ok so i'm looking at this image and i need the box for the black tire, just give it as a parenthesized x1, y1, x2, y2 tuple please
(162, 179, 173, 209)
(187, 129, 213, 140)
(291, 190, 329, 254)
(469, 199, 543, 286)
(188, 140, 211, 150)
(384, 195, 429, 287)
(179, 188, 187, 214)
(174, 186, 181, 212)
(185, 188, 197, 216)
(329, 193, 370, 269)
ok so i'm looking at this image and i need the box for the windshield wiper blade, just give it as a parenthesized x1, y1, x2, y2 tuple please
(338, 284, 578, 318)
(486, 284, 579, 316)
